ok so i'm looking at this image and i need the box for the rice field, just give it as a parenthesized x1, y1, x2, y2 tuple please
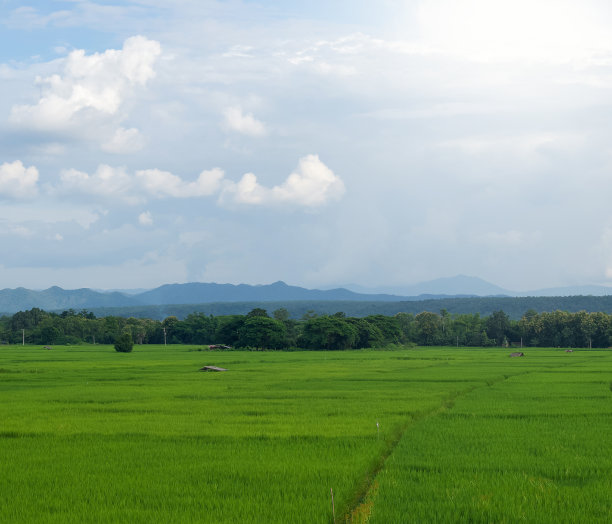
(0, 345, 610, 522)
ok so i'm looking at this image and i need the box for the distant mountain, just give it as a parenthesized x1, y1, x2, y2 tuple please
(344, 275, 511, 297)
(0, 286, 136, 313)
(1, 277, 612, 314)
(0, 281, 413, 313)
(134, 281, 408, 305)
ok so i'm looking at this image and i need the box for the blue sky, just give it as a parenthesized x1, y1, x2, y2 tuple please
(2, 0, 612, 291)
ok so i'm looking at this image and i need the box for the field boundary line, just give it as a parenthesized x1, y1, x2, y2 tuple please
(341, 370, 528, 523)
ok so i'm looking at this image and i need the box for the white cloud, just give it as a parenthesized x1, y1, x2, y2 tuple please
(0, 161, 39, 199)
(138, 211, 153, 226)
(135, 167, 225, 198)
(272, 154, 345, 206)
(224, 172, 268, 204)
(59, 165, 135, 201)
(10, 36, 161, 131)
(223, 106, 267, 137)
(56, 164, 224, 202)
(102, 127, 146, 154)
(222, 155, 345, 207)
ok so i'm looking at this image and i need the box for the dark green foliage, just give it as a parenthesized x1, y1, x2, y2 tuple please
(486, 310, 511, 343)
(214, 315, 246, 346)
(246, 308, 268, 318)
(114, 333, 134, 353)
(299, 315, 358, 350)
(272, 308, 290, 321)
(237, 316, 287, 349)
(3, 305, 612, 349)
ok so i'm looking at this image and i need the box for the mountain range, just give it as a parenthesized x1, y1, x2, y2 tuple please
(1, 275, 611, 313)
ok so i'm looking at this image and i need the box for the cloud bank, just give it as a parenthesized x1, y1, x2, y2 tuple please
(9, 156, 343, 208)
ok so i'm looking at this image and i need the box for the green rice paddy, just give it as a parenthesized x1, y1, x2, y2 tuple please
(1, 345, 611, 522)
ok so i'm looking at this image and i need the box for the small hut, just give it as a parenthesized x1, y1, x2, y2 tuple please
(199, 365, 227, 372)
(509, 352, 524, 357)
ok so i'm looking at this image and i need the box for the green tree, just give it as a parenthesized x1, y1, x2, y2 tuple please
(272, 308, 291, 322)
(299, 316, 358, 350)
(215, 315, 246, 346)
(114, 333, 134, 353)
(238, 316, 287, 349)
(415, 312, 441, 345)
(486, 310, 510, 346)
(247, 308, 268, 318)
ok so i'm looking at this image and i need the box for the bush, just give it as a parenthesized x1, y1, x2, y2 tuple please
(114, 333, 134, 353)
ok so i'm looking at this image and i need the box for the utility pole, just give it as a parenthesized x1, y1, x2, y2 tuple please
(163, 327, 167, 346)
(22, 329, 25, 346)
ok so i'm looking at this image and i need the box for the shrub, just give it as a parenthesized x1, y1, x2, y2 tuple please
(114, 333, 134, 353)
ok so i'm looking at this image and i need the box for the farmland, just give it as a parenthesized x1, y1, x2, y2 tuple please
(1, 345, 611, 523)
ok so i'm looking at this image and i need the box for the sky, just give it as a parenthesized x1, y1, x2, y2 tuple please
(2, 0, 612, 292)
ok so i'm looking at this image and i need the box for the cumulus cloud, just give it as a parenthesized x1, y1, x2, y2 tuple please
(0, 161, 39, 199)
(10, 36, 161, 131)
(135, 168, 225, 198)
(102, 127, 146, 154)
(59, 165, 134, 201)
(223, 106, 267, 137)
(222, 155, 345, 207)
(56, 164, 224, 202)
(225, 172, 268, 204)
(272, 155, 345, 206)
(51, 156, 343, 209)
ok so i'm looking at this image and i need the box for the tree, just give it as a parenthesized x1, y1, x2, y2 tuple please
(238, 316, 287, 349)
(114, 333, 134, 353)
(272, 308, 290, 322)
(299, 316, 358, 350)
(363, 315, 401, 345)
(486, 310, 510, 346)
(214, 315, 246, 346)
(247, 308, 268, 318)
(415, 312, 441, 345)
(347, 318, 384, 348)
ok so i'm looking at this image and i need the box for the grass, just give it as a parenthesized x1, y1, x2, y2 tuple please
(0, 345, 611, 522)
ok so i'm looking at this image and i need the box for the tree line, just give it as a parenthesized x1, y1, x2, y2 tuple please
(3, 307, 612, 349)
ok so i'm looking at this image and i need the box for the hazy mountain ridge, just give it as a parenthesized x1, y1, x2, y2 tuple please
(0, 276, 611, 314)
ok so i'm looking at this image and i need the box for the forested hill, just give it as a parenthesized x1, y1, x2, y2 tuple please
(0, 286, 136, 313)
(134, 281, 417, 305)
(85, 295, 612, 321)
(0, 281, 464, 313)
(2, 282, 612, 318)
